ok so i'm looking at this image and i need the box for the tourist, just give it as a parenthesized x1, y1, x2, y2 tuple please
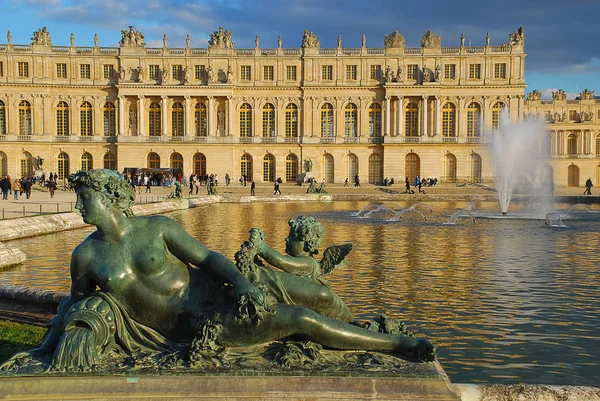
(12, 178, 21, 200)
(354, 174, 361, 187)
(0, 176, 9, 200)
(273, 179, 281, 195)
(145, 175, 151, 193)
(250, 181, 255, 196)
(47, 179, 57, 199)
(22, 177, 32, 199)
(344, 178, 349, 187)
(584, 178, 593, 195)
(404, 177, 412, 194)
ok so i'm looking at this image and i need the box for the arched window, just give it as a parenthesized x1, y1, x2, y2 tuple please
(103, 102, 116, 136)
(344, 153, 358, 181)
(240, 103, 252, 137)
(369, 103, 382, 137)
(148, 102, 161, 137)
(568, 164, 579, 187)
(285, 153, 298, 182)
(195, 102, 207, 136)
(19, 100, 32, 136)
(170, 152, 183, 173)
(262, 103, 275, 137)
(470, 153, 482, 183)
(103, 152, 116, 170)
(405, 153, 420, 182)
(241, 153, 253, 182)
(0, 151, 7, 177)
(57, 152, 70, 179)
(567, 133, 578, 155)
(80, 101, 93, 136)
(442, 103, 456, 137)
(444, 153, 457, 182)
(148, 152, 160, 168)
(193, 153, 206, 177)
(285, 104, 298, 138)
(344, 103, 357, 137)
(596, 133, 600, 155)
(0, 100, 5, 135)
(263, 153, 275, 181)
(491, 102, 505, 132)
(20, 152, 33, 178)
(405, 102, 419, 136)
(171, 102, 184, 136)
(321, 103, 334, 138)
(56, 101, 69, 136)
(466, 102, 481, 137)
(369, 154, 383, 184)
(322, 153, 334, 183)
(81, 152, 93, 171)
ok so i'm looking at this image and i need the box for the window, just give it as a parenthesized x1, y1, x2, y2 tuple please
(442, 103, 456, 137)
(567, 133, 577, 155)
(469, 64, 481, 79)
(263, 154, 275, 182)
(240, 103, 252, 137)
(444, 64, 456, 79)
(492, 102, 505, 131)
(241, 154, 253, 182)
(194, 153, 206, 177)
(263, 65, 274, 81)
(285, 154, 298, 182)
(171, 102, 184, 136)
(407, 64, 418, 80)
(368, 154, 382, 184)
(103, 64, 113, 79)
(494, 63, 507, 79)
(369, 103, 382, 137)
(57, 152, 70, 179)
(56, 63, 67, 78)
(241, 65, 251, 81)
(18, 62, 29, 77)
(286, 65, 297, 81)
(80, 64, 90, 79)
(0, 61, 3, 77)
(195, 65, 206, 80)
(568, 110, 577, 121)
(405, 102, 419, 136)
(104, 153, 116, 170)
(172, 65, 182, 80)
(194, 103, 207, 136)
(56, 101, 69, 136)
(346, 65, 357, 80)
(18, 101, 32, 135)
(81, 152, 93, 172)
(0, 101, 5, 135)
(370, 65, 382, 80)
(322, 65, 332, 80)
(262, 103, 275, 137)
(149, 65, 160, 80)
(466, 102, 481, 137)
(344, 103, 357, 137)
(148, 102, 161, 136)
(103, 102, 116, 136)
(80, 101, 93, 136)
(148, 152, 160, 169)
(320, 103, 334, 137)
(285, 104, 298, 137)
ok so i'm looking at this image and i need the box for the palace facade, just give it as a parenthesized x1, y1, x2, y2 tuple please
(0, 26, 598, 186)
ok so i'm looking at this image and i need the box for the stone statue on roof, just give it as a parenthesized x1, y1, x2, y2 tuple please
(384, 31, 405, 49)
(208, 26, 234, 49)
(552, 89, 566, 101)
(301, 30, 320, 49)
(420, 31, 441, 48)
(120, 26, 145, 48)
(31, 27, 52, 46)
(509, 26, 524, 46)
(526, 90, 542, 102)
(580, 88, 595, 101)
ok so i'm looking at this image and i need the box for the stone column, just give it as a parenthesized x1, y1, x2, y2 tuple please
(457, 96, 464, 138)
(384, 96, 390, 136)
(161, 95, 168, 136)
(118, 95, 125, 136)
(138, 95, 145, 136)
(482, 96, 489, 133)
(227, 96, 233, 136)
(207, 96, 214, 136)
(184, 95, 191, 137)
(397, 96, 403, 137)
(421, 95, 428, 136)
(435, 96, 441, 136)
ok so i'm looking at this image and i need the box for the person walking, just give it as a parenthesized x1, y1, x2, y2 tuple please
(48, 179, 57, 198)
(417, 175, 425, 193)
(344, 178, 349, 187)
(354, 174, 361, 187)
(584, 177, 593, 195)
(250, 181, 256, 196)
(273, 180, 281, 195)
(404, 177, 411, 194)
(12, 178, 21, 200)
(145, 175, 151, 193)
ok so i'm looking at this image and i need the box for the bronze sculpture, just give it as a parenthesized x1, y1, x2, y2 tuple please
(1, 169, 435, 374)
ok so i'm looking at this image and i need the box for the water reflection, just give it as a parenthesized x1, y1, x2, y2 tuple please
(2, 201, 599, 386)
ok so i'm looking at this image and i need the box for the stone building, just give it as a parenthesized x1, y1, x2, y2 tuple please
(0, 25, 597, 186)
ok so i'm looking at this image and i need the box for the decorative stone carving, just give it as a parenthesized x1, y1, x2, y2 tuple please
(384, 30, 405, 48)
(255, 35, 259, 48)
(118, 67, 126, 82)
(460, 33, 465, 47)
(184, 66, 192, 84)
(31, 27, 52, 46)
(161, 67, 169, 85)
(361, 34, 366, 48)
(420, 31, 441, 48)
(7, 30, 12, 44)
(526, 90, 542, 101)
(580, 88, 595, 100)
(226, 66, 234, 84)
(208, 26, 234, 49)
(552, 89, 566, 101)
(163, 34, 168, 48)
(434, 65, 441, 82)
(94, 33, 98, 47)
(486, 33, 491, 46)
(120, 26, 145, 48)
(278, 35, 282, 48)
(70, 33, 75, 47)
(337, 35, 342, 48)
(384, 66, 394, 83)
(186, 34, 191, 48)
(136, 65, 145, 83)
(509, 26, 524, 46)
(422, 65, 434, 83)
(301, 30, 320, 49)
(396, 66, 403, 82)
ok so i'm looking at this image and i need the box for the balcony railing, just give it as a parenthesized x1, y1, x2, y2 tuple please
(344, 137, 359, 143)
(320, 137, 335, 144)
(54, 135, 71, 142)
(284, 137, 299, 143)
(17, 135, 33, 141)
(239, 137, 254, 143)
(368, 137, 384, 144)
(261, 137, 276, 143)
(465, 137, 482, 143)
(442, 137, 458, 143)
(404, 136, 421, 143)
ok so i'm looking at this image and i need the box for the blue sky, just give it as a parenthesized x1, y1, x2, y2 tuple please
(2, 0, 599, 99)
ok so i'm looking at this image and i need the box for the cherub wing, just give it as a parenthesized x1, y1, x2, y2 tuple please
(319, 243, 353, 275)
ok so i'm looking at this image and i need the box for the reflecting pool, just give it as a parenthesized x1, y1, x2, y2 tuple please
(2, 200, 599, 385)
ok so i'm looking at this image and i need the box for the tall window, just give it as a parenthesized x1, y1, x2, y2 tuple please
(56, 63, 67, 78)
(286, 65, 297, 81)
(195, 65, 206, 80)
(444, 64, 456, 79)
(103, 153, 116, 170)
(369, 103, 382, 137)
(320, 103, 334, 137)
(344, 154, 359, 182)
(148, 152, 160, 169)
(20, 152, 33, 178)
(405, 102, 419, 136)
(172, 65, 182, 80)
(241, 154, 253, 182)
(285, 154, 298, 182)
(149, 65, 160, 80)
(263, 66, 274, 81)
(241, 65, 251, 81)
(567, 133, 578, 155)
(494, 63, 507, 79)
(370, 65, 382, 80)
(369, 154, 383, 184)
(57, 152, 70, 179)
(346, 65, 357, 80)
(322, 153, 334, 183)
(491, 102, 505, 131)
(596, 134, 600, 156)
(344, 103, 357, 137)
(568, 110, 577, 121)
(470, 153, 482, 183)
(442, 103, 456, 137)
(0, 61, 3, 77)
(148, 102, 161, 136)
(80, 64, 91, 79)
(193, 153, 206, 177)
(405, 153, 420, 183)
(407, 64, 418, 80)
(321, 65, 332, 80)
(103, 64, 113, 79)
(285, 104, 298, 138)
(81, 152, 93, 171)
(0, 100, 5, 135)
(171, 102, 184, 136)
(56, 101, 69, 136)
(18, 100, 32, 135)
(263, 154, 275, 182)
(469, 64, 481, 79)
(194, 102, 207, 136)
(240, 103, 252, 137)
(18, 62, 29, 77)
(0, 152, 6, 177)
(466, 102, 481, 137)
(170, 152, 183, 172)
(262, 103, 275, 137)
(103, 102, 116, 136)
(80, 101, 93, 136)
(444, 153, 457, 182)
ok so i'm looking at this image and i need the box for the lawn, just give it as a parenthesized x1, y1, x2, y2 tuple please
(0, 321, 46, 364)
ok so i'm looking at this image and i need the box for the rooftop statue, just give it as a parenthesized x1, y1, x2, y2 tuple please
(31, 26, 52, 46)
(384, 30, 405, 48)
(0, 169, 434, 374)
(420, 30, 441, 48)
(301, 30, 320, 49)
(552, 89, 567, 101)
(208, 26, 234, 49)
(526, 90, 542, 101)
(120, 26, 145, 48)
(580, 88, 595, 101)
(509, 26, 525, 46)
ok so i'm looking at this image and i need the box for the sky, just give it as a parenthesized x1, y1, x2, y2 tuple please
(2, 0, 599, 99)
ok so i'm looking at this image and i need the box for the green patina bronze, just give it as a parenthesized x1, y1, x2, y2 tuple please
(0, 169, 435, 374)
(306, 180, 328, 194)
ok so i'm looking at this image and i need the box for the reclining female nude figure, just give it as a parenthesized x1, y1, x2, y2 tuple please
(2, 169, 435, 372)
